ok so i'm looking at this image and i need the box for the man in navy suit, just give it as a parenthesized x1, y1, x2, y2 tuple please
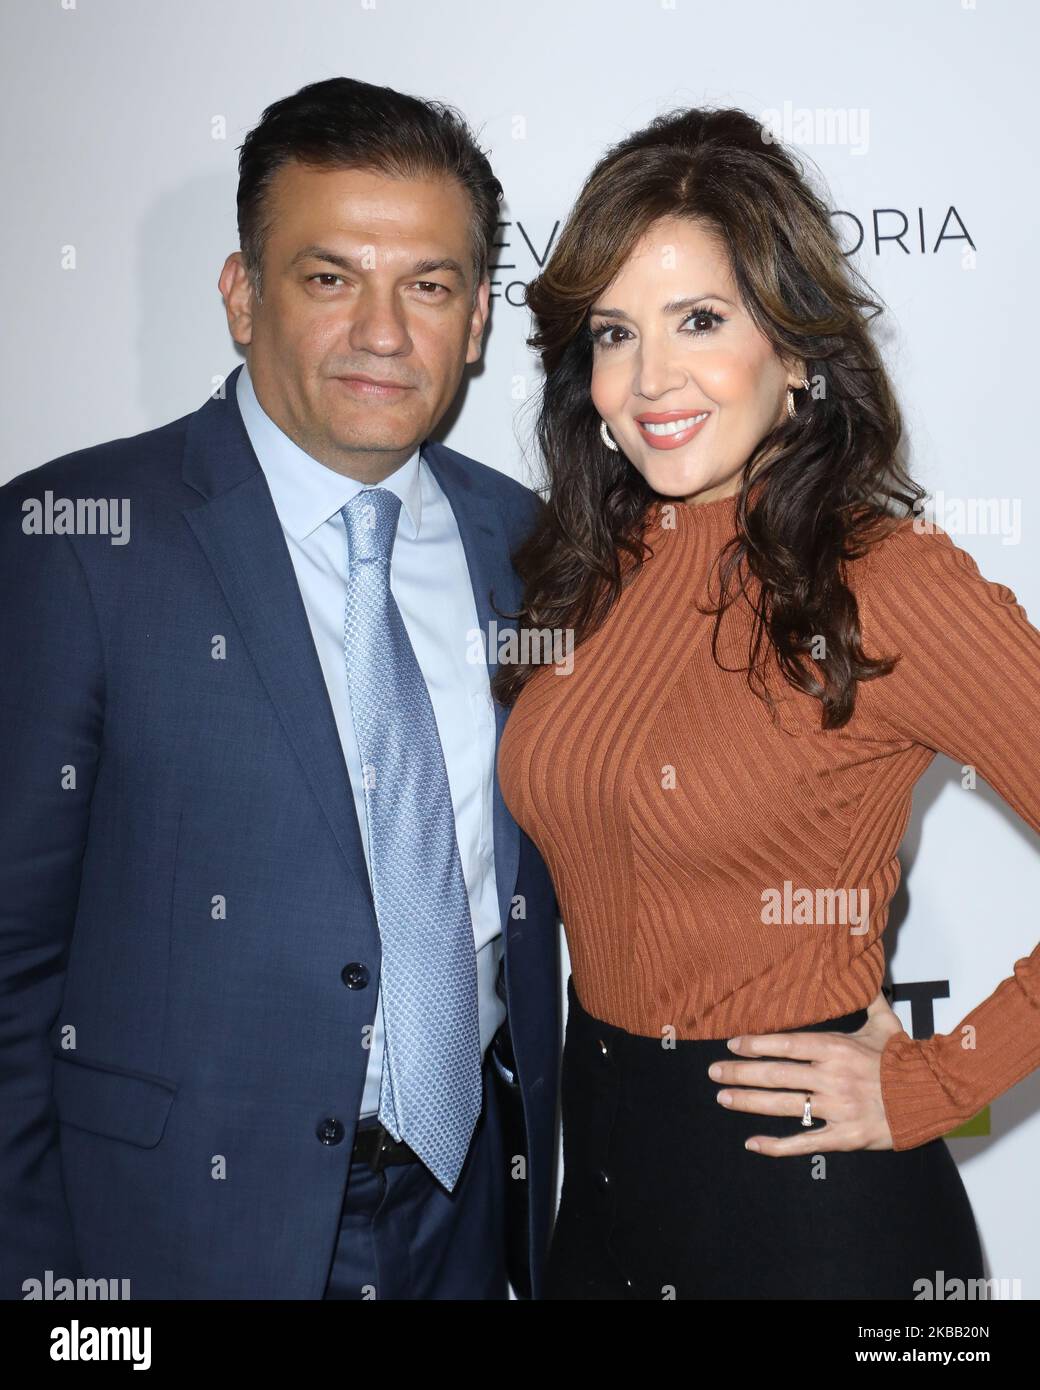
(0, 77, 561, 1300)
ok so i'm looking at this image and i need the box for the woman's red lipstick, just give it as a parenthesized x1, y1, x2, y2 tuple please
(634, 408, 711, 450)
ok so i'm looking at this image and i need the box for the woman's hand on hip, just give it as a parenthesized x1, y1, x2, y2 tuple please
(706, 989, 907, 1155)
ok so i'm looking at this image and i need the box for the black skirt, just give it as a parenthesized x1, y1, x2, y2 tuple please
(546, 974, 986, 1300)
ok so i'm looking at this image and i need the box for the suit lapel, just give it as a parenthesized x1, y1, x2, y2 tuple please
(181, 366, 522, 935)
(181, 367, 376, 916)
(422, 441, 522, 936)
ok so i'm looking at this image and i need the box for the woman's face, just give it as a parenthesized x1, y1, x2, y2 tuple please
(588, 215, 803, 504)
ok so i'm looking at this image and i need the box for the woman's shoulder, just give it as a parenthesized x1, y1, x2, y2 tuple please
(846, 508, 1030, 652)
(847, 510, 998, 603)
(850, 508, 962, 564)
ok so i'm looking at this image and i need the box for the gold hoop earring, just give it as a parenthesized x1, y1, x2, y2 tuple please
(786, 377, 811, 420)
(600, 419, 619, 452)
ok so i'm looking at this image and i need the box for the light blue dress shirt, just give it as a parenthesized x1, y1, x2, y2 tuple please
(236, 362, 505, 1118)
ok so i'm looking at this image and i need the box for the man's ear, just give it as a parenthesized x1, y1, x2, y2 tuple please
(465, 276, 491, 366)
(219, 252, 255, 347)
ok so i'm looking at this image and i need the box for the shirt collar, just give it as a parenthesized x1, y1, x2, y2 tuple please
(236, 359, 423, 542)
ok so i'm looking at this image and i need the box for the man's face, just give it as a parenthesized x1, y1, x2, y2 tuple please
(220, 161, 490, 480)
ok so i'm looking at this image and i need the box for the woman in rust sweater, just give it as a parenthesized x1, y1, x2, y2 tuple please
(495, 107, 1040, 1299)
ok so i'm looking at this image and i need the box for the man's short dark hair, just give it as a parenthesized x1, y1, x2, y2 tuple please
(236, 76, 503, 304)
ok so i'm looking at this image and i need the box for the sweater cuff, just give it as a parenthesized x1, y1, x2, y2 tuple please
(878, 1030, 976, 1150)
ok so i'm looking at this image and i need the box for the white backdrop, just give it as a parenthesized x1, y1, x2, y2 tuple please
(2, 0, 1038, 1298)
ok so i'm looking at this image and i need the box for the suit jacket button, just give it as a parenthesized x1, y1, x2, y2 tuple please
(597, 1168, 611, 1189)
(317, 1117, 345, 1145)
(596, 1037, 611, 1060)
(341, 962, 370, 989)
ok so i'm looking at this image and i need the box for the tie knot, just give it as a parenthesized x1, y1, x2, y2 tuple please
(341, 488, 402, 566)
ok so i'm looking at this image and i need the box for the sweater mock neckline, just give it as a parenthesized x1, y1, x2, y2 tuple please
(643, 489, 741, 538)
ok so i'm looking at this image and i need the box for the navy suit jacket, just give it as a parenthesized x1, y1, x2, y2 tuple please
(0, 364, 561, 1299)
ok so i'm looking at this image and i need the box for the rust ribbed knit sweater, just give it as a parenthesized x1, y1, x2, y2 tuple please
(497, 491, 1040, 1151)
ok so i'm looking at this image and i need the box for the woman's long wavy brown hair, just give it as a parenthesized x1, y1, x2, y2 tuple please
(490, 106, 925, 729)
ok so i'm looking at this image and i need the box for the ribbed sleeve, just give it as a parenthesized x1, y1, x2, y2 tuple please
(856, 519, 1040, 1150)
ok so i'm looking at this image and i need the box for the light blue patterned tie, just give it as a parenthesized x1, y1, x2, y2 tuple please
(340, 487, 482, 1191)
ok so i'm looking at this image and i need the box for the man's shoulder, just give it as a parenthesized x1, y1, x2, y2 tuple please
(0, 408, 194, 513)
(425, 438, 545, 521)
